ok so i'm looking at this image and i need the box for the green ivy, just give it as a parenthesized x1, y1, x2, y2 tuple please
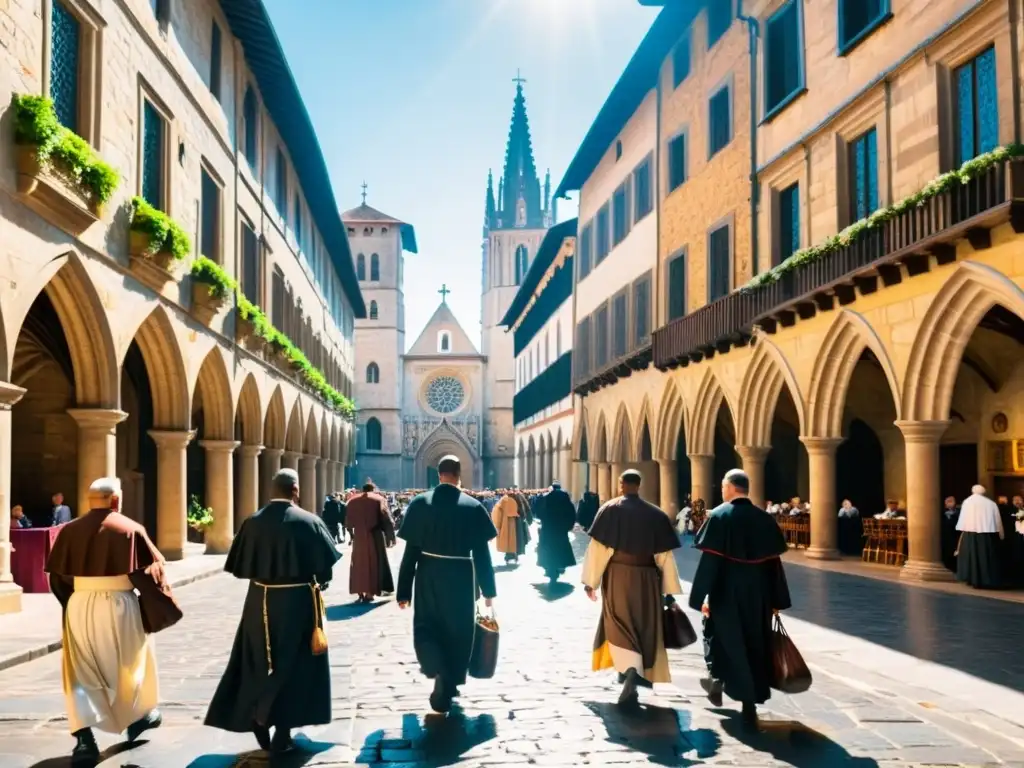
(746, 144, 1024, 290)
(191, 255, 237, 299)
(130, 196, 192, 261)
(11, 93, 120, 204)
(187, 495, 214, 529)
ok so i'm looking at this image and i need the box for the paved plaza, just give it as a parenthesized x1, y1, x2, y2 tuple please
(1, 534, 1024, 767)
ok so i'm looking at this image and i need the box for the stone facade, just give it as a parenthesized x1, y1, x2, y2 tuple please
(0, 0, 359, 613)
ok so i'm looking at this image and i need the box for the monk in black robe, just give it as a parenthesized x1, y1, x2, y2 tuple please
(535, 482, 577, 584)
(576, 491, 600, 530)
(347, 483, 395, 602)
(397, 455, 497, 714)
(689, 468, 791, 727)
(205, 469, 341, 754)
(322, 493, 346, 544)
(582, 470, 681, 706)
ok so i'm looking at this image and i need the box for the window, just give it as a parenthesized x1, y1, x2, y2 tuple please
(633, 276, 651, 346)
(366, 362, 379, 384)
(576, 317, 591, 378)
(707, 0, 732, 48)
(150, 0, 169, 23)
(438, 331, 451, 353)
(242, 87, 258, 171)
(515, 244, 529, 283)
(668, 132, 687, 191)
(849, 128, 879, 222)
(50, 1, 81, 132)
(615, 140, 623, 161)
(578, 222, 593, 280)
(634, 154, 653, 221)
(200, 166, 220, 261)
(370, 253, 380, 281)
(709, 85, 731, 158)
(667, 251, 687, 321)
(764, 0, 803, 118)
(240, 220, 261, 305)
(839, 0, 889, 54)
(612, 182, 631, 246)
(270, 266, 284, 328)
(369, 300, 378, 320)
(210, 22, 222, 100)
(595, 304, 609, 370)
(356, 253, 366, 281)
(954, 47, 998, 166)
(708, 223, 731, 301)
(141, 99, 166, 209)
(293, 193, 303, 251)
(612, 292, 628, 360)
(595, 203, 610, 264)
(274, 149, 287, 212)
(776, 183, 800, 265)
(365, 418, 382, 451)
(673, 31, 691, 87)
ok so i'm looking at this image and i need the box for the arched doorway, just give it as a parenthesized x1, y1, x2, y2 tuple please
(711, 405, 738, 507)
(416, 421, 476, 489)
(234, 374, 262, 530)
(764, 386, 807, 507)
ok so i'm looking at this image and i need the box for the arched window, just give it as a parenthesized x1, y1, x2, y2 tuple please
(370, 253, 380, 281)
(243, 87, 258, 170)
(514, 244, 529, 284)
(356, 253, 366, 280)
(369, 300, 378, 320)
(366, 417, 382, 450)
(366, 362, 379, 383)
(438, 331, 451, 353)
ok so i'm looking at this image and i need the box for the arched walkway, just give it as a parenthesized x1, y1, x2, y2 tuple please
(737, 337, 806, 447)
(128, 306, 190, 430)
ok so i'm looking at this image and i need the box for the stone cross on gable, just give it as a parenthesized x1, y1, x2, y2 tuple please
(513, 69, 526, 87)
(438, 284, 451, 303)
(361, 181, 368, 205)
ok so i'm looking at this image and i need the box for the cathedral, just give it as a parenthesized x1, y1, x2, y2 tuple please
(346, 78, 554, 490)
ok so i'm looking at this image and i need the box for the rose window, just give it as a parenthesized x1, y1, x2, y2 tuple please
(426, 376, 465, 414)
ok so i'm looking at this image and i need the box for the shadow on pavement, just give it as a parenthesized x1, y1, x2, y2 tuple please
(492, 563, 520, 573)
(718, 710, 881, 767)
(326, 600, 385, 622)
(584, 700, 719, 766)
(357, 708, 497, 766)
(531, 582, 576, 601)
(183, 735, 335, 767)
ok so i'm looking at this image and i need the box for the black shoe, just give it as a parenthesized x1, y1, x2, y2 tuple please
(741, 702, 758, 728)
(429, 677, 452, 714)
(700, 676, 724, 707)
(126, 710, 162, 742)
(252, 721, 271, 750)
(270, 727, 296, 754)
(71, 728, 99, 765)
(618, 668, 641, 707)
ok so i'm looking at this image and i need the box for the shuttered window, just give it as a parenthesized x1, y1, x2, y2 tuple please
(576, 317, 591, 379)
(668, 133, 687, 192)
(777, 183, 799, 264)
(764, 0, 803, 118)
(200, 167, 220, 261)
(633, 154, 653, 221)
(612, 292, 628, 360)
(709, 85, 731, 158)
(595, 204, 610, 264)
(241, 221, 261, 305)
(595, 304, 609, 370)
(633, 275, 651, 346)
(954, 47, 998, 166)
(612, 181, 631, 246)
(668, 252, 687, 321)
(849, 128, 879, 222)
(672, 30, 691, 87)
(578, 222, 593, 279)
(708, 224, 731, 302)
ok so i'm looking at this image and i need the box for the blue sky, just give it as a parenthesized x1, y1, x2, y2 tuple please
(263, 0, 658, 348)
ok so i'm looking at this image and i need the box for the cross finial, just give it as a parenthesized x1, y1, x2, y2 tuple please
(360, 181, 368, 205)
(438, 284, 451, 303)
(513, 69, 526, 88)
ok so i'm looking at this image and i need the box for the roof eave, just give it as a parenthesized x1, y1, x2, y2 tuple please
(500, 218, 577, 327)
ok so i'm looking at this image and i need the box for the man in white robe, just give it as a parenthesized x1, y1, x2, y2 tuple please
(955, 484, 1005, 590)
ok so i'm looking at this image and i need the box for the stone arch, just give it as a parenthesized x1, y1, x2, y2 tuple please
(329, 419, 339, 461)
(654, 378, 687, 460)
(320, 413, 330, 459)
(263, 385, 286, 449)
(416, 420, 477, 486)
(285, 400, 304, 452)
(610, 403, 633, 463)
(633, 396, 655, 461)
(572, 407, 590, 461)
(555, 426, 565, 451)
(193, 346, 234, 441)
(304, 408, 320, 456)
(903, 261, 1024, 422)
(737, 336, 807, 447)
(807, 309, 902, 438)
(235, 373, 263, 445)
(689, 368, 736, 456)
(591, 411, 609, 464)
(128, 305, 190, 429)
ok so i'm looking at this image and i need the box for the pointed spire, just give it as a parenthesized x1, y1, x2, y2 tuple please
(544, 168, 551, 211)
(500, 74, 543, 229)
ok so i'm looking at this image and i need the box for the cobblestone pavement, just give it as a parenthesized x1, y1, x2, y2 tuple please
(1, 532, 1024, 767)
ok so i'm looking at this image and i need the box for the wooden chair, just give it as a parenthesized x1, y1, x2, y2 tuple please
(862, 519, 881, 563)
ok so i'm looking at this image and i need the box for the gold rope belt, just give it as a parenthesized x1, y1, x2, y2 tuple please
(253, 581, 322, 676)
(422, 551, 472, 560)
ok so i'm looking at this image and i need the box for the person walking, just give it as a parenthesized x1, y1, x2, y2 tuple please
(347, 483, 396, 602)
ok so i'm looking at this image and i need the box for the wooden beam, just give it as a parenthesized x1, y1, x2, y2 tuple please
(813, 292, 836, 312)
(902, 253, 930, 277)
(834, 284, 857, 305)
(854, 275, 879, 296)
(759, 318, 778, 334)
(966, 227, 991, 250)
(1010, 201, 1024, 233)
(877, 264, 903, 287)
(796, 302, 816, 320)
(778, 309, 797, 328)
(931, 243, 956, 265)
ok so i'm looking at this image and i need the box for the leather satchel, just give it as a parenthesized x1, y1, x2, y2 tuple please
(129, 562, 183, 634)
(468, 608, 499, 679)
(662, 599, 698, 650)
(769, 614, 812, 693)
(310, 580, 328, 656)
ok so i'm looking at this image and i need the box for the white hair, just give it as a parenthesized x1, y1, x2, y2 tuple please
(88, 477, 120, 495)
(971, 484, 986, 495)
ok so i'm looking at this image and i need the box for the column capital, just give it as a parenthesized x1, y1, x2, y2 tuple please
(283, 450, 303, 461)
(656, 458, 678, 468)
(67, 408, 128, 429)
(300, 453, 319, 467)
(199, 439, 240, 453)
(735, 445, 771, 462)
(687, 453, 713, 460)
(799, 436, 844, 455)
(895, 420, 950, 443)
(0, 382, 26, 409)
(262, 447, 285, 459)
(316, 457, 329, 468)
(240, 444, 264, 458)
(148, 429, 195, 449)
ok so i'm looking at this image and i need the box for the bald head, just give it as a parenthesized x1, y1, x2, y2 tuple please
(438, 455, 461, 485)
(722, 469, 749, 502)
(272, 469, 300, 502)
(88, 477, 120, 511)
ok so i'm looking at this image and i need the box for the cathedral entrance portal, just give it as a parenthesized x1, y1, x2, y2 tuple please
(415, 420, 479, 490)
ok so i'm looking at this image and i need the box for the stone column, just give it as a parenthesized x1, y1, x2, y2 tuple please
(637, 460, 660, 505)
(299, 455, 318, 511)
(588, 462, 599, 493)
(736, 445, 771, 508)
(688, 454, 714, 506)
(201, 439, 239, 554)
(598, 463, 612, 502)
(897, 420, 954, 582)
(560, 448, 572, 490)
(259, 448, 283, 505)
(67, 408, 127, 518)
(800, 437, 842, 560)
(149, 429, 194, 561)
(237, 444, 262, 529)
(658, 459, 679, 520)
(0, 382, 26, 614)
(282, 450, 301, 471)
(316, 458, 328, 514)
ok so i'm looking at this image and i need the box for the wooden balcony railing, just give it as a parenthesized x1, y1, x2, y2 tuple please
(654, 155, 1024, 369)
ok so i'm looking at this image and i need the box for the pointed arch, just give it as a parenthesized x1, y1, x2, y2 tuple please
(285, 400, 304, 452)
(591, 411, 609, 463)
(610, 403, 633, 463)
(356, 253, 366, 281)
(304, 408, 320, 456)
(633, 396, 655, 461)
(236, 373, 263, 445)
(572, 406, 590, 461)
(807, 309, 901, 438)
(416, 420, 477, 486)
(129, 306, 189, 429)
(737, 336, 806, 447)
(193, 346, 234, 440)
(263, 385, 286, 449)
(365, 417, 383, 451)
(329, 419, 339, 461)
(689, 368, 736, 456)
(903, 261, 1024, 422)
(555, 426, 565, 451)
(370, 253, 380, 281)
(369, 301, 378, 320)
(655, 378, 687, 460)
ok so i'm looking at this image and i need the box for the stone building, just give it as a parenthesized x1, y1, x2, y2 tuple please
(502, 218, 577, 493)
(0, 0, 361, 613)
(565, 0, 1024, 583)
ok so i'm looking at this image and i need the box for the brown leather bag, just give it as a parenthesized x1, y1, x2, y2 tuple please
(310, 580, 328, 656)
(129, 561, 183, 634)
(662, 600, 697, 649)
(769, 614, 812, 693)
(468, 608, 499, 679)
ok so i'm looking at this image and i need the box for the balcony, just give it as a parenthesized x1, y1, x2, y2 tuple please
(654, 153, 1024, 369)
(573, 345, 653, 396)
(515, 352, 572, 424)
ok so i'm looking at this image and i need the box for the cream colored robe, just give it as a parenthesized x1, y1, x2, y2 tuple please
(582, 541, 683, 683)
(63, 575, 159, 734)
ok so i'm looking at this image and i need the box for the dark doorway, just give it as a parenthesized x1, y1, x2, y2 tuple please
(836, 418, 885, 518)
(675, 425, 691, 508)
(712, 407, 738, 507)
(764, 387, 803, 506)
(940, 443, 978, 504)
(123, 341, 157, 539)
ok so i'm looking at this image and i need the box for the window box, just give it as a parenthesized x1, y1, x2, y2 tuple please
(128, 230, 180, 291)
(234, 310, 265, 352)
(14, 145, 103, 234)
(189, 255, 235, 326)
(128, 196, 190, 292)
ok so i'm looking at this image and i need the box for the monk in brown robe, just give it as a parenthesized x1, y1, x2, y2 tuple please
(492, 491, 529, 564)
(348, 483, 396, 603)
(582, 469, 682, 707)
(46, 477, 167, 764)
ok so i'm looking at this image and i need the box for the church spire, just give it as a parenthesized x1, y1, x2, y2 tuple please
(484, 168, 496, 234)
(499, 72, 543, 229)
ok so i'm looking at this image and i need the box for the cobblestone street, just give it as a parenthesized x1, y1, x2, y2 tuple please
(1, 534, 1024, 767)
